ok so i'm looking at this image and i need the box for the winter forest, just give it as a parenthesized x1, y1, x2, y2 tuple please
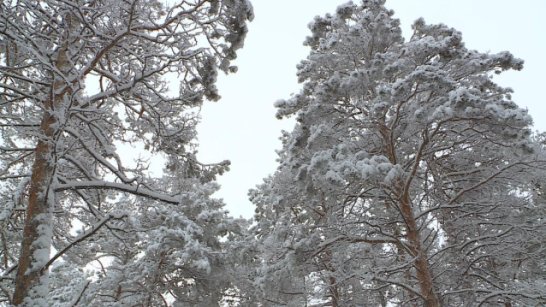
(0, 0, 545, 306)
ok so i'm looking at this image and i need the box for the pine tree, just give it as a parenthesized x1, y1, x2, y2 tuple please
(251, 1, 546, 306)
(0, 0, 252, 305)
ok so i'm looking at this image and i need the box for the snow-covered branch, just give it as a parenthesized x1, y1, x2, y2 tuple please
(55, 181, 180, 204)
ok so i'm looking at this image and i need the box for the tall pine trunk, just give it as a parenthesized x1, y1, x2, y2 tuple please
(382, 124, 440, 307)
(399, 195, 440, 307)
(12, 112, 56, 305)
(13, 30, 71, 305)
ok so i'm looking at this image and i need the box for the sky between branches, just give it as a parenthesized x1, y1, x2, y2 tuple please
(196, 0, 546, 218)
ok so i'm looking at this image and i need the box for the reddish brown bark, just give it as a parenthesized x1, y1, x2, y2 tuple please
(399, 195, 440, 307)
(13, 35, 71, 305)
(13, 102, 57, 305)
(381, 122, 440, 307)
(319, 248, 340, 307)
(398, 134, 441, 307)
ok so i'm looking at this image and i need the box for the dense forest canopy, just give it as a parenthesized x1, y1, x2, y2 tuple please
(249, 1, 546, 306)
(1, 0, 545, 306)
(0, 0, 252, 305)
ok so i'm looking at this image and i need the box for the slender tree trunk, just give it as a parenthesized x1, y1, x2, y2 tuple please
(13, 29, 72, 305)
(321, 248, 340, 307)
(328, 276, 340, 307)
(399, 195, 440, 307)
(380, 123, 440, 306)
(393, 224, 419, 306)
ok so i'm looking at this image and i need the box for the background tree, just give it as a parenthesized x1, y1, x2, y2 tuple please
(0, 0, 252, 305)
(251, 1, 546, 306)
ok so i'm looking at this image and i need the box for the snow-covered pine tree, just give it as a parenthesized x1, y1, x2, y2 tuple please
(62, 172, 249, 306)
(251, 1, 546, 306)
(0, 0, 252, 305)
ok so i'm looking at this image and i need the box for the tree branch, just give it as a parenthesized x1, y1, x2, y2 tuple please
(55, 181, 180, 204)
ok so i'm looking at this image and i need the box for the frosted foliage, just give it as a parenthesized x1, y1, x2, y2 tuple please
(251, 1, 546, 306)
(48, 263, 89, 306)
(303, 143, 399, 189)
(56, 179, 245, 306)
(0, 0, 251, 305)
(23, 274, 49, 307)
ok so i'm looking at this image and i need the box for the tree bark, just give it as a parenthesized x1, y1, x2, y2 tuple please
(381, 123, 440, 306)
(12, 97, 58, 305)
(328, 275, 340, 307)
(13, 27, 71, 305)
(399, 194, 441, 307)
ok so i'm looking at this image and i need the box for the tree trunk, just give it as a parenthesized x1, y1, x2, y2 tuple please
(399, 195, 440, 307)
(328, 275, 340, 307)
(13, 30, 71, 305)
(321, 249, 339, 307)
(12, 120, 56, 305)
(380, 122, 440, 306)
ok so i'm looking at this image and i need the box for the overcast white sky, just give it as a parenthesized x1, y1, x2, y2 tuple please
(196, 0, 546, 218)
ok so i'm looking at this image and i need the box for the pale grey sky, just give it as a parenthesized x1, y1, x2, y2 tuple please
(197, 0, 546, 218)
